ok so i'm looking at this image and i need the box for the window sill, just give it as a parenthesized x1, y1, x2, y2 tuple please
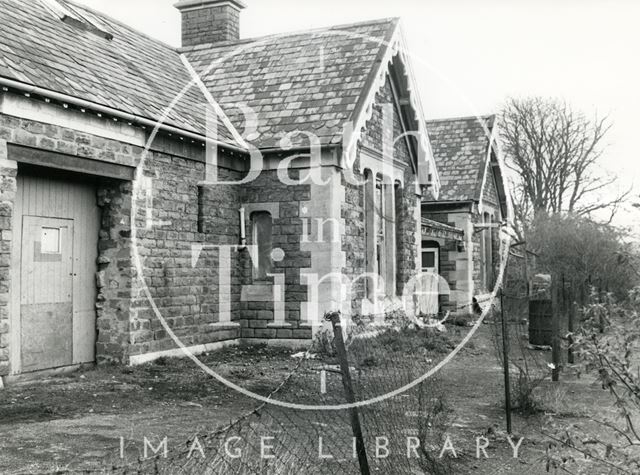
(208, 322, 240, 328)
(300, 321, 323, 327)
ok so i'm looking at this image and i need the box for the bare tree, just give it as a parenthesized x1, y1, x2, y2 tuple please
(500, 97, 630, 227)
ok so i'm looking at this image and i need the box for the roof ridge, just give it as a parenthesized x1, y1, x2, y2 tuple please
(63, 0, 180, 53)
(426, 114, 495, 125)
(179, 17, 400, 52)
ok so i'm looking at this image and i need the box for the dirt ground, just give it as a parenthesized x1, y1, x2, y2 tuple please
(0, 325, 617, 474)
(0, 345, 300, 474)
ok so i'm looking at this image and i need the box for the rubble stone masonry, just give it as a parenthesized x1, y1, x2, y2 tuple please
(0, 138, 15, 376)
(0, 110, 245, 370)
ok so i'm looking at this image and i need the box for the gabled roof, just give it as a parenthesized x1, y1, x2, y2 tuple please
(424, 115, 495, 202)
(182, 18, 399, 149)
(0, 0, 239, 147)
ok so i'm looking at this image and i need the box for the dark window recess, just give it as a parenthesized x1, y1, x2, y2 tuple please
(422, 251, 436, 269)
(197, 186, 205, 233)
(252, 212, 273, 280)
(421, 240, 440, 271)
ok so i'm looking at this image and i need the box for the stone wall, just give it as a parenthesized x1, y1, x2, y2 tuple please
(95, 179, 133, 363)
(341, 159, 366, 315)
(125, 146, 245, 358)
(239, 167, 312, 340)
(342, 75, 420, 314)
(0, 139, 15, 376)
(471, 209, 484, 293)
(395, 173, 420, 294)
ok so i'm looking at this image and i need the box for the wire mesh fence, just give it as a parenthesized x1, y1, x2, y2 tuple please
(104, 310, 463, 475)
(489, 263, 611, 418)
(102, 278, 611, 474)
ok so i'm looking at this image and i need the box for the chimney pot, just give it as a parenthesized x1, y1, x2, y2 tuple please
(175, 0, 246, 47)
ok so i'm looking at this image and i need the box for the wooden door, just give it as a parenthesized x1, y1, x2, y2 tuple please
(11, 171, 100, 374)
(20, 216, 74, 371)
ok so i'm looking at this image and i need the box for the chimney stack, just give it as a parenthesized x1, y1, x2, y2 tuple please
(175, 0, 246, 47)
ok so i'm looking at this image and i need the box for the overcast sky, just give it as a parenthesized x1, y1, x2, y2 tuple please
(75, 0, 640, 231)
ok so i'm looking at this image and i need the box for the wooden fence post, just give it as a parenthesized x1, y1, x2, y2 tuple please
(551, 283, 561, 382)
(567, 281, 575, 365)
(325, 312, 370, 475)
(500, 288, 513, 434)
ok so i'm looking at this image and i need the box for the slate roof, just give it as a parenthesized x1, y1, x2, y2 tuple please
(182, 18, 398, 149)
(0, 0, 239, 146)
(0, 0, 400, 152)
(424, 115, 495, 202)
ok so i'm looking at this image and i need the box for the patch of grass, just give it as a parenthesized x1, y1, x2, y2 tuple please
(373, 326, 454, 354)
(534, 383, 591, 418)
(348, 326, 454, 369)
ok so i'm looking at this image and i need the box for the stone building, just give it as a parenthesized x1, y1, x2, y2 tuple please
(421, 116, 509, 315)
(0, 0, 447, 379)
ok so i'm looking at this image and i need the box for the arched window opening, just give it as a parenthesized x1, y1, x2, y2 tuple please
(251, 211, 273, 280)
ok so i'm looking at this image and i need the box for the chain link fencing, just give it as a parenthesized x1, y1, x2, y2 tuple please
(103, 310, 467, 474)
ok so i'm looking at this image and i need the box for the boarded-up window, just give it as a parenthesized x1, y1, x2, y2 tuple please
(252, 211, 273, 280)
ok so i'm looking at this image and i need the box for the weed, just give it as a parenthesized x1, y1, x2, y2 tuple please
(448, 312, 476, 327)
(511, 368, 545, 415)
(311, 327, 336, 358)
(154, 356, 169, 366)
